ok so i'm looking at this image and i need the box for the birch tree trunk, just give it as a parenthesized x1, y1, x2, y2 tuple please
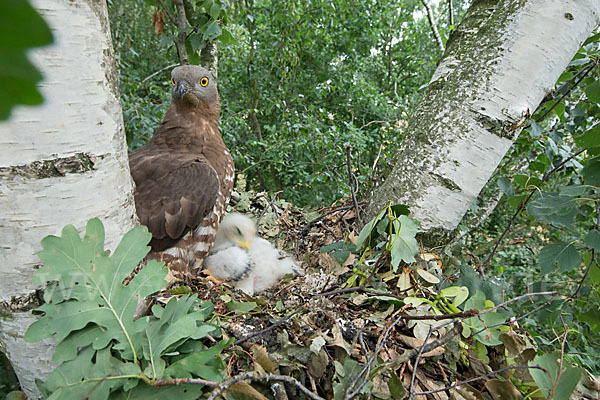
(365, 0, 600, 246)
(0, 1, 136, 398)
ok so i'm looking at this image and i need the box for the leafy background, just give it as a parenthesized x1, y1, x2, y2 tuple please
(1, 0, 600, 398)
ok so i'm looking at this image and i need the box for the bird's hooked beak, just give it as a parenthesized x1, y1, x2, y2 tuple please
(237, 240, 251, 249)
(177, 79, 193, 99)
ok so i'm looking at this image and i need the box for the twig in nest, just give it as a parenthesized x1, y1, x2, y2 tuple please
(257, 191, 283, 224)
(299, 204, 364, 235)
(411, 365, 548, 396)
(207, 372, 325, 400)
(343, 309, 409, 399)
(320, 285, 415, 301)
(387, 322, 462, 366)
(345, 145, 364, 227)
(408, 326, 433, 399)
(233, 305, 306, 346)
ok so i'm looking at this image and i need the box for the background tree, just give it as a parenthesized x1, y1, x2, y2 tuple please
(0, 0, 136, 397)
(365, 0, 600, 245)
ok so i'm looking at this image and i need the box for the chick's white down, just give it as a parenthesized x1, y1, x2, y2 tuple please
(204, 213, 302, 295)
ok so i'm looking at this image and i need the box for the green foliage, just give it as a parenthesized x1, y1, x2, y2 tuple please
(333, 358, 373, 400)
(109, 0, 455, 206)
(25, 219, 227, 398)
(529, 352, 582, 400)
(356, 203, 418, 268)
(0, 0, 53, 119)
(320, 203, 419, 288)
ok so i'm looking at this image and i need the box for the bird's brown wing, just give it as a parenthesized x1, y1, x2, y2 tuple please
(129, 149, 219, 242)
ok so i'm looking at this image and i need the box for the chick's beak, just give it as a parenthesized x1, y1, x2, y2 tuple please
(237, 240, 251, 249)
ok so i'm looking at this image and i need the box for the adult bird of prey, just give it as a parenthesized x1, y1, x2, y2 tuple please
(129, 65, 234, 279)
(204, 213, 302, 295)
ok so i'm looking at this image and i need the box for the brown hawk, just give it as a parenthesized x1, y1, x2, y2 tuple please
(129, 65, 234, 278)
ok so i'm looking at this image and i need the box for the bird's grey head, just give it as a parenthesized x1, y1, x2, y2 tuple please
(216, 213, 257, 249)
(170, 65, 218, 106)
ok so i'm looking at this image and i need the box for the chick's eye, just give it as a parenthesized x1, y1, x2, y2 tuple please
(200, 76, 209, 87)
(235, 227, 242, 235)
(170, 77, 176, 86)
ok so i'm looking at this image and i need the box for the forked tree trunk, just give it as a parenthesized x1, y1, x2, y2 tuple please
(366, 0, 600, 246)
(0, 1, 136, 397)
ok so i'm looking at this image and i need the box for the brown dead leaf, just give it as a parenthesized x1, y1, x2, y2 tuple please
(342, 208, 356, 221)
(348, 230, 358, 244)
(251, 344, 276, 373)
(151, 10, 166, 35)
(371, 374, 392, 399)
(453, 383, 484, 400)
(342, 253, 356, 268)
(226, 382, 269, 400)
(422, 346, 444, 357)
(397, 333, 424, 348)
(486, 379, 521, 400)
(318, 253, 336, 273)
(416, 370, 448, 400)
(307, 349, 328, 378)
(329, 323, 352, 355)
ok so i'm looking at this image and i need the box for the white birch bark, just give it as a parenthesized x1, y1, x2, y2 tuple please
(0, 0, 136, 397)
(366, 0, 600, 245)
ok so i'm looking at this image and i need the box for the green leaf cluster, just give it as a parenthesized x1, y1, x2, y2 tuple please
(356, 203, 418, 268)
(0, 0, 53, 120)
(109, 0, 459, 206)
(25, 219, 227, 399)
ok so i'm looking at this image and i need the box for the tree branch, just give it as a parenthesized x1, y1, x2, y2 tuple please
(206, 372, 325, 400)
(420, 0, 444, 52)
(479, 149, 585, 268)
(172, 0, 189, 65)
(346, 145, 363, 227)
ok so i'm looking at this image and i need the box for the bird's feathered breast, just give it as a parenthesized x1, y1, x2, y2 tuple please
(129, 103, 234, 251)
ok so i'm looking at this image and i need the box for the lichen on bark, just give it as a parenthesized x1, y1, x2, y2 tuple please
(365, 0, 599, 247)
(0, 153, 98, 179)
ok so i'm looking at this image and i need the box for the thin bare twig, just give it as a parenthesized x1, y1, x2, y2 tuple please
(447, 0, 454, 26)
(359, 120, 393, 130)
(343, 312, 406, 400)
(386, 323, 462, 366)
(203, 372, 325, 400)
(345, 145, 363, 227)
(536, 59, 598, 122)
(408, 326, 433, 399)
(320, 284, 415, 301)
(300, 204, 365, 235)
(141, 63, 179, 83)
(256, 191, 282, 224)
(234, 305, 305, 346)
(172, 0, 190, 65)
(574, 200, 600, 297)
(371, 143, 384, 175)
(480, 149, 585, 268)
(412, 365, 548, 396)
(468, 294, 558, 339)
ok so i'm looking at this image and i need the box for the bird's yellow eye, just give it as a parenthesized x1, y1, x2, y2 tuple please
(170, 77, 176, 86)
(200, 76, 209, 87)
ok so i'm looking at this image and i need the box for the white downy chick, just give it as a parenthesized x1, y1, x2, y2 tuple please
(204, 213, 302, 295)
